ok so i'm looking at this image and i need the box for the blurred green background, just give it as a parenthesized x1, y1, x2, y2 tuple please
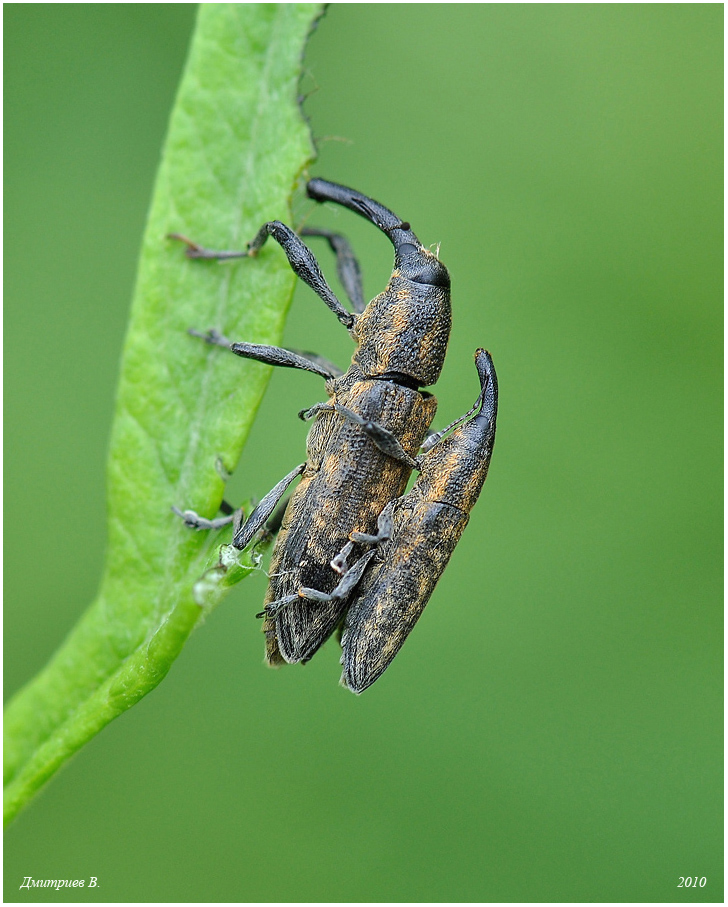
(5, 4, 722, 902)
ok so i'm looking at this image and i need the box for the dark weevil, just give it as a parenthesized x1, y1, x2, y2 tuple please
(172, 179, 497, 692)
(336, 348, 497, 693)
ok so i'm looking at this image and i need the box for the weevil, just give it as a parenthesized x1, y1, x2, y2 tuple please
(173, 180, 498, 690)
(336, 348, 497, 693)
(173, 179, 451, 669)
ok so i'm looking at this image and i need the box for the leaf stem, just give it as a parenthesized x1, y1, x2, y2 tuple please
(4, 2, 324, 826)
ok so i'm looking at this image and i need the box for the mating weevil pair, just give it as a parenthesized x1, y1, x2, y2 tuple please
(173, 179, 498, 693)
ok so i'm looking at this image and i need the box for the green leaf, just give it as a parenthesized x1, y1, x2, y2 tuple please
(4, 2, 323, 826)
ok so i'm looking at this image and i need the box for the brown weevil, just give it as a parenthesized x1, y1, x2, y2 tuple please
(172, 180, 497, 691)
(337, 348, 497, 692)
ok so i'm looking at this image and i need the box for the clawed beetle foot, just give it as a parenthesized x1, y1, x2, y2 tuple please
(171, 506, 237, 533)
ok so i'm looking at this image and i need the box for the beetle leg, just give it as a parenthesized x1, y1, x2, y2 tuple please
(188, 329, 338, 382)
(332, 404, 420, 468)
(171, 222, 356, 330)
(228, 342, 338, 381)
(300, 228, 366, 314)
(187, 327, 233, 347)
(420, 349, 497, 456)
(420, 389, 487, 453)
(300, 400, 423, 448)
(172, 496, 241, 532)
(249, 493, 292, 558)
(172, 506, 238, 532)
(330, 541, 355, 575)
(172, 465, 300, 546)
(263, 548, 377, 619)
(285, 349, 344, 378)
(421, 428, 438, 448)
(232, 463, 306, 550)
(300, 549, 377, 605)
(262, 494, 290, 538)
(331, 502, 395, 574)
(167, 233, 248, 260)
(349, 500, 395, 545)
(256, 595, 299, 620)
(298, 401, 334, 422)
(248, 221, 356, 329)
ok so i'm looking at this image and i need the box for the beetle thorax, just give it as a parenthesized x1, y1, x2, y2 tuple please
(353, 276, 452, 387)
